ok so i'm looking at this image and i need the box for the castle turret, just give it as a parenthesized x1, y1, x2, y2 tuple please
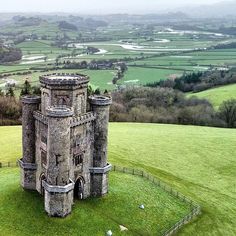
(19, 95, 41, 190)
(89, 95, 112, 197)
(43, 106, 74, 217)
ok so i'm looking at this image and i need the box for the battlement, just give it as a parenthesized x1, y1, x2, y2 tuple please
(21, 95, 41, 104)
(34, 111, 48, 125)
(46, 106, 74, 118)
(71, 112, 96, 127)
(39, 73, 89, 87)
(89, 95, 112, 106)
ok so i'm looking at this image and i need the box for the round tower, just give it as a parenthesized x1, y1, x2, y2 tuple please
(43, 106, 74, 217)
(19, 95, 41, 190)
(89, 95, 112, 197)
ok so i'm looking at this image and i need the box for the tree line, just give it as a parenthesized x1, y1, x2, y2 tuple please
(146, 69, 236, 93)
(1, 82, 236, 128)
(0, 46, 22, 64)
(110, 87, 236, 128)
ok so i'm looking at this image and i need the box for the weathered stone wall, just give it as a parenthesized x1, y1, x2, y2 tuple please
(71, 121, 94, 199)
(89, 96, 112, 197)
(90, 99, 111, 168)
(90, 173, 109, 196)
(41, 86, 87, 116)
(44, 190, 73, 217)
(20, 96, 41, 190)
(22, 96, 41, 163)
(20, 168, 37, 190)
(41, 87, 51, 115)
(46, 109, 73, 186)
(44, 107, 74, 216)
(51, 88, 73, 107)
(72, 88, 87, 116)
(35, 120, 48, 194)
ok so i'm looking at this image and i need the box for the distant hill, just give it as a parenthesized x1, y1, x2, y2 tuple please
(181, 1, 236, 18)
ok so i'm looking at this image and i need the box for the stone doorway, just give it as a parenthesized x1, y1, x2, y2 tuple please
(40, 173, 46, 195)
(74, 177, 84, 200)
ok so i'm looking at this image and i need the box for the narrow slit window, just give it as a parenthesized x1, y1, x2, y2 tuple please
(74, 154, 83, 166)
(41, 150, 47, 166)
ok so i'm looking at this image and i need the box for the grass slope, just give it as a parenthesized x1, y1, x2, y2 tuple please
(109, 123, 236, 236)
(0, 126, 21, 163)
(188, 84, 236, 109)
(0, 124, 236, 235)
(0, 168, 190, 236)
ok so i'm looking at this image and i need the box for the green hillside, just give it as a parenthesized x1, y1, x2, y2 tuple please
(0, 124, 236, 235)
(0, 168, 191, 236)
(188, 84, 236, 109)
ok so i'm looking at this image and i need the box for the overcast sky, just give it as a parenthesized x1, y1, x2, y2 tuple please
(1, 0, 225, 14)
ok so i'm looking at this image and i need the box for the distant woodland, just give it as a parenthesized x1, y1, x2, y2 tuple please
(0, 45, 22, 64)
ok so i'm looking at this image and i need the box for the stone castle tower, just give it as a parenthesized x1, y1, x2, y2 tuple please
(18, 73, 112, 217)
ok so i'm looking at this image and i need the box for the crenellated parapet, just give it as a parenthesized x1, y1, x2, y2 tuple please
(39, 73, 89, 88)
(34, 111, 48, 125)
(46, 106, 74, 118)
(89, 95, 112, 106)
(71, 112, 96, 127)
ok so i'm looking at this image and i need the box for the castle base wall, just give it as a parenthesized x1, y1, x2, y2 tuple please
(90, 173, 108, 196)
(90, 164, 112, 196)
(18, 159, 37, 190)
(43, 180, 74, 217)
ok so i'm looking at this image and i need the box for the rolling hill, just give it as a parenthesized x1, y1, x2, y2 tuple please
(181, 1, 236, 18)
(0, 123, 236, 235)
(188, 84, 236, 109)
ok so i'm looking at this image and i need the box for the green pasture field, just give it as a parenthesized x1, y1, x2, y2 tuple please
(1, 25, 236, 92)
(128, 49, 236, 70)
(122, 67, 184, 85)
(0, 124, 236, 235)
(16, 40, 76, 58)
(188, 83, 236, 109)
(0, 68, 116, 94)
(0, 22, 78, 38)
(0, 168, 191, 235)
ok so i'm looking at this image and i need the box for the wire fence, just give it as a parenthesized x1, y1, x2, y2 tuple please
(0, 162, 201, 235)
(112, 165, 201, 236)
(0, 161, 18, 168)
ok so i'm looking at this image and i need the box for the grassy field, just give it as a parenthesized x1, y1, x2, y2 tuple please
(1, 35, 236, 92)
(0, 69, 116, 95)
(0, 124, 236, 235)
(0, 168, 190, 235)
(188, 84, 236, 109)
(122, 67, 184, 85)
(0, 126, 21, 163)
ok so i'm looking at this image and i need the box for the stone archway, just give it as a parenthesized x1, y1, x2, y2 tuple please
(74, 176, 85, 200)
